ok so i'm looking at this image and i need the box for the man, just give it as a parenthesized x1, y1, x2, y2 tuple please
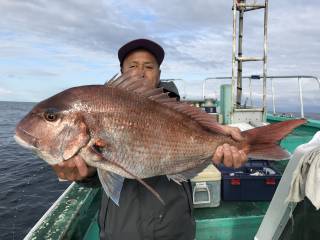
(52, 39, 247, 239)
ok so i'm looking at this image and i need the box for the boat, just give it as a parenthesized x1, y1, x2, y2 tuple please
(23, 1, 320, 239)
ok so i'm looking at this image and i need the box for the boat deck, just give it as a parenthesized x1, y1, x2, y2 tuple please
(82, 201, 270, 240)
(24, 116, 320, 240)
(194, 201, 269, 240)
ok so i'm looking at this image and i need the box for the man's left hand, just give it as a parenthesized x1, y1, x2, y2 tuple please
(212, 126, 247, 168)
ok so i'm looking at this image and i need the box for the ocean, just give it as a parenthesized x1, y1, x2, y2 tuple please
(0, 101, 319, 240)
(0, 101, 70, 240)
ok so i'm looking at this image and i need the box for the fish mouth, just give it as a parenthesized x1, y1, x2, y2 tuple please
(15, 127, 62, 165)
(15, 126, 39, 149)
(14, 134, 37, 151)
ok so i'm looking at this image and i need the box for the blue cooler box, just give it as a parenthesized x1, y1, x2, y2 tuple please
(218, 160, 281, 201)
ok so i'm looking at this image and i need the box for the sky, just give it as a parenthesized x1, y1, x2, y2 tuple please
(0, 0, 319, 113)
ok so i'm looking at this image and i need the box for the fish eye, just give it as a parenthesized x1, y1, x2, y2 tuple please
(44, 109, 58, 122)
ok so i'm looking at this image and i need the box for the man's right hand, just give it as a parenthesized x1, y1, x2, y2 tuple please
(51, 156, 96, 181)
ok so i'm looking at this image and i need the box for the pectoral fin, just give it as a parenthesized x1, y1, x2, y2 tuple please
(90, 146, 165, 205)
(97, 169, 124, 206)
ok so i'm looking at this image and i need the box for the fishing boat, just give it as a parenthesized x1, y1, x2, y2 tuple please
(23, 1, 320, 239)
(22, 77, 320, 240)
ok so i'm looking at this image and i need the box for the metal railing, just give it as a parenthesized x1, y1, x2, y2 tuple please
(269, 75, 320, 118)
(202, 75, 320, 118)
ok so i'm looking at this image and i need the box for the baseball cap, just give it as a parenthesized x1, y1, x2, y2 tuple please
(118, 38, 165, 67)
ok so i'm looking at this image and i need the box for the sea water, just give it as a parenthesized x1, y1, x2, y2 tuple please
(0, 101, 69, 240)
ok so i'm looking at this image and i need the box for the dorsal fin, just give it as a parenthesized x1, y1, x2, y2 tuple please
(149, 92, 169, 100)
(162, 101, 226, 134)
(105, 72, 227, 135)
(105, 71, 146, 92)
(144, 88, 164, 97)
(104, 73, 118, 85)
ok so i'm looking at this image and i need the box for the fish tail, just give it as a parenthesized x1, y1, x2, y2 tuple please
(241, 119, 306, 160)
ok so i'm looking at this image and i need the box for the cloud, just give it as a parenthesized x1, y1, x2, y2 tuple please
(0, 87, 12, 95)
(1, 0, 319, 74)
(0, 0, 319, 110)
(4, 70, 59, 79)
(0, 0, 140, 55)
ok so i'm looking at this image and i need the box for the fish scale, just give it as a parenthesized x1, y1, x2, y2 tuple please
(88, 89, 209, 160)
(90, 88, 225, 177)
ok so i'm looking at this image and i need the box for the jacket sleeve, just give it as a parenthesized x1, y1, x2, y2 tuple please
(76, 171, 101, 187)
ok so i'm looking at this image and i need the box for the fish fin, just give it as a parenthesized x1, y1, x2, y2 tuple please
(248, 144, 291, 160)
(92, 138, 112, 155)
(166, 175, 183, 184)
(163, 102, 226, 134)
(242, 119, 306, 161)
(104, 73, 119, 86)
(94, 138, 107, 147)
(105, 71, 146, 91)
(149, 92, 177, 103)
(90, 146, 165, 205)
(167, 159, 211, 182)
(104, 70, 227, 135)
(97, 169, 124, 206)
(144, 88, 165, 97)
(156, 98, 228, 135)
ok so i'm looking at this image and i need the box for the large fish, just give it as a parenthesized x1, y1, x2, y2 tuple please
(14, 73, 306, 205)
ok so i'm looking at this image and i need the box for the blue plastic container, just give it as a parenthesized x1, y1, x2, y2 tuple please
(218, 160, 281, 201)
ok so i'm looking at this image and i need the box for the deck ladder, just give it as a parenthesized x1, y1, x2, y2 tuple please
(231, 0, 269, 123)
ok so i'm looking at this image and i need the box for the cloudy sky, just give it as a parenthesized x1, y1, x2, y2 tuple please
(0, 0, 319, 113)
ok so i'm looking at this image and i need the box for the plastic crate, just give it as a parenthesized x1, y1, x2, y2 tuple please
(191, 165, 221, 208)
(218, 160, 281, 201)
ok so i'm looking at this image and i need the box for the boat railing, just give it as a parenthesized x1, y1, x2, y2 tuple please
(203, 75, 320, 118)
(269, 75, 320, 118)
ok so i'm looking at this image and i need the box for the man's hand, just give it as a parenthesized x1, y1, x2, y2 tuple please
(212, 126, 247, 168)
(51, 155, 96, 181)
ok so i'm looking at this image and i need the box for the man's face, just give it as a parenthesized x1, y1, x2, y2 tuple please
(122, 49, 161, 89)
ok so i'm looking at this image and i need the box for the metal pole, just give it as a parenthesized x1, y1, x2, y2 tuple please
(202, 78, 207, 100)
(249, 77, 253, 106)
(236, 0, 245, 107)
(316, 76, 320, 88)
(298, 77, 304, 118)
(271, 78, 276, 115)
(262, 0, 269, 120)
(232, 0, 237, 118)
(182, 80, 186, 100)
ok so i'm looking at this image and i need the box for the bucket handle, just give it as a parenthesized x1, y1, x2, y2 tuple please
(193, 182, 211, 204)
